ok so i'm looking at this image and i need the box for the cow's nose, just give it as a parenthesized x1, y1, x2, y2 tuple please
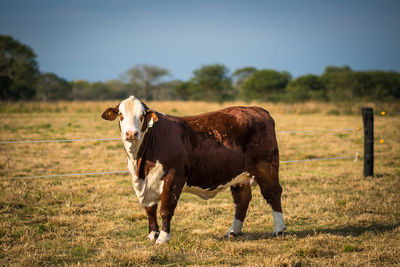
(125, 130, 138, 141)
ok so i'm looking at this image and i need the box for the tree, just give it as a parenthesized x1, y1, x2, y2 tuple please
(321, 66, 360, 102)
(231, 67, 257, 99)
(0, 35, 39, 100)
(187, 64, 234, 103)
(241, 69, 291, 101)
(324, 65, 352, 73)
(286, 74, 326, 102)
(320, 66, 400, 102)
(151, 80, 181, 100)
(70, 80, 116, 100)
(365, 71, 400, 101)
(121, 64, 170, 101)
(106, 79, 133, 99)
(35, 73, 72, 101)
(232, 67, 257, 87)
(71, 80, 91, 100)
(91, 82, 113, 100)
(174, 81, 191, 101)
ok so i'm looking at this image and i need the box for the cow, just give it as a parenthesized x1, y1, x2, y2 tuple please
(102, 95, 286, 244)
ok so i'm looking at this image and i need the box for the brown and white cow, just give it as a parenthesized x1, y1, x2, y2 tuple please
(102, 95, 285, 244)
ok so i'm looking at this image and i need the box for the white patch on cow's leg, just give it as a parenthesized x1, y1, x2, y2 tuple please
(225, 217, 243, 238)
(155, 230, 171, 244)
(268, 204, 286, 236)
(148, 231, 159, 242)
(272, 211, 286, 236)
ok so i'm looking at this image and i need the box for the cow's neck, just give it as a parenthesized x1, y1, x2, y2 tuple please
(123, 122, 156, 177)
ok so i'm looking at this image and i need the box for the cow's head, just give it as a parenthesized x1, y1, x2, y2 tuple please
(102, 95, 158, 141)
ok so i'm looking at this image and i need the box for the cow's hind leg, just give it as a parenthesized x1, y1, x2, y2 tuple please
(144, 204, 159, 242)
(253, 161, 286, 236)
(225, 182, 252, 238)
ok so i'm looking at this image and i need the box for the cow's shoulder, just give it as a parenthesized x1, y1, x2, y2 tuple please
(143, 114, 191, 165)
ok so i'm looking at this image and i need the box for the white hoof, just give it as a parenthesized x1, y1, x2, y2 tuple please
(155, 231, 171, 244)
(148, 231, 159, 242)
(225, 217, 243, 238)
(272, 228, 286, 237)
(225, 226, 240, 238)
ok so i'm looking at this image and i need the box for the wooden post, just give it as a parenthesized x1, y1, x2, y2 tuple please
(362, 108, 374, 177)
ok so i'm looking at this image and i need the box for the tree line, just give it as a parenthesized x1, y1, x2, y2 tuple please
(1, 35, 399, 102)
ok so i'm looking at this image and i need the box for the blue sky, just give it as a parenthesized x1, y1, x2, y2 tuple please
(1, 0, 399, 82)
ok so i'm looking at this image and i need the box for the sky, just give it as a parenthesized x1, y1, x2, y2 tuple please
(1, 0, 400, 82)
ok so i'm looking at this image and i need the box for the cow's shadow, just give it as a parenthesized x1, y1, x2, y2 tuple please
(215, 222, 400, 241)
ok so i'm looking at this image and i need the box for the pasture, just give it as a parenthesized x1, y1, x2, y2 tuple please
(0, 101, 399, 266)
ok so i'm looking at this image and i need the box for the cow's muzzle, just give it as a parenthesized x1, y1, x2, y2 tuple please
(125, 130, 139, 141)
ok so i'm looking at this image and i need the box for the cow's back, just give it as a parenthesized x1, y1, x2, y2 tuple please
(181, 106, 276, 150)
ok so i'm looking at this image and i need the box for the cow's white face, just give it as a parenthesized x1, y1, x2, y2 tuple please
(102, 95, 157, 142)
(118, 96, 146, 141)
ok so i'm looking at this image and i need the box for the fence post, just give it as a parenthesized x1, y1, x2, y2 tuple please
(362, 108, 374, 177)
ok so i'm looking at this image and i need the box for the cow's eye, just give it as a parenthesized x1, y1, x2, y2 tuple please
(119, 113, 124, 121)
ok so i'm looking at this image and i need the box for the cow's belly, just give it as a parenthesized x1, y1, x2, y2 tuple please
(182, 172, 254, 200)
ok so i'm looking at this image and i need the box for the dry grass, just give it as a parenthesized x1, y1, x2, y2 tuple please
(0, 100, 399, 266)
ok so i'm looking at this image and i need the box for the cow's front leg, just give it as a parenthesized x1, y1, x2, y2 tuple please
(144, 204, 159, 242)
(156, 174, 184, 245)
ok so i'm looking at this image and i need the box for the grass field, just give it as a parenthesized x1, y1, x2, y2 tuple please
(0, 100, 399, 266)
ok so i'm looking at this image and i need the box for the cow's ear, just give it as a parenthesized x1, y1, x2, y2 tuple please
(148, 110, 158, 123)
(141, 110, 158, 131)
(102, 107, 119, 121)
